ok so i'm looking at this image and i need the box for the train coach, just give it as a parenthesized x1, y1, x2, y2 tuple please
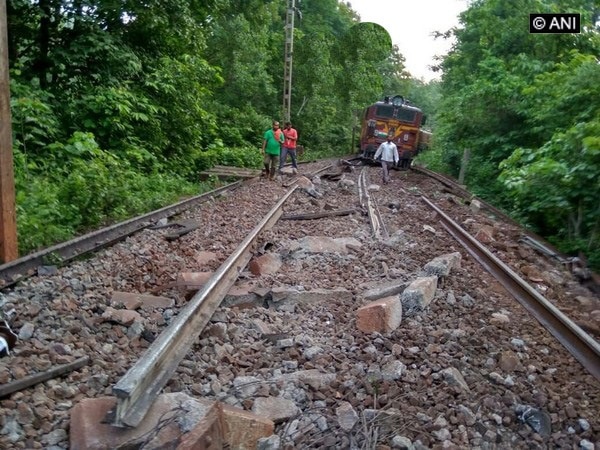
(359, 94, 431, 169)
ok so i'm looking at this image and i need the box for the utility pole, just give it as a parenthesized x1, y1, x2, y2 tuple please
(0, 0, 18, 263)
(282, 0, 295, 123)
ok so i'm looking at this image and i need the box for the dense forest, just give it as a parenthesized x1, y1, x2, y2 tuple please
(429, 0, 600, 270)
(5, 0, 600, 270)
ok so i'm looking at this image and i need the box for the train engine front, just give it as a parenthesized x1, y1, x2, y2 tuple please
(359, 95, 427, 169)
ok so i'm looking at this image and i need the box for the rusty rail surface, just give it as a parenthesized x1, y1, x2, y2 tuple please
(358, 168, 388, 240)
(422, 196, 600, 380)
(0, 182, 243, 289)
(111, 186, 298, 427)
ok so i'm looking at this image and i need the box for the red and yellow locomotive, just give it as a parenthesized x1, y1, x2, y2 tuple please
(359, 95, 431, 169)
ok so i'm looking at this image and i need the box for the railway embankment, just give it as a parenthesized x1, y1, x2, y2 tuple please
(0, 160, 598, 449)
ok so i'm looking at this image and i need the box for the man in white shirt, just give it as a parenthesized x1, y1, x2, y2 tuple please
(374, 132, 399, 184)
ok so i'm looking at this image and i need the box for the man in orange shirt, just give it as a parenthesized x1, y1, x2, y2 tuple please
(279, 122, 299, 175)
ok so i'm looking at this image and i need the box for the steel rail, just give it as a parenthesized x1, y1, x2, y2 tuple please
(413, 165, 528, 234)
(111, 186, 298, 427)
(412, 165, 569, 259)
(358, 168, 388, 240)
(0, 182, 242, 289)
(412, 165, 472, 198)
(413, 165, 600, 295)
(422, 196, 600, 380)
(302, 163, 334, 180)
(413, 165, 522, 229)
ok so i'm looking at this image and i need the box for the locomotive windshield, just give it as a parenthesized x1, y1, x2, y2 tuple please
(374, 105, 418, 123)
(394, 109, 417, 123)
(375, 105, 394, 118)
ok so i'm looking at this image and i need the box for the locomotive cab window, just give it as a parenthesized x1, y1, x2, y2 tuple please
(394, 108, 417, 123)
(375, 105, 394, 118)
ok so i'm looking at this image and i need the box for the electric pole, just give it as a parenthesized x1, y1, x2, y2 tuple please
(282, 0, 295, 123)
(0, 0, 18, 263)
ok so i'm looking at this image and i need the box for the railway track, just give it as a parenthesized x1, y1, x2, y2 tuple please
(422, 196, 600, 380)
(0, 182, 243, 289)
(116, 161, 600, 434)
(111, 164, 387, 429)
(111, 186, 298, 427)
(358, 168, 388, 240)
(411, 165, 581, 263)
(0, 161, 598, 449)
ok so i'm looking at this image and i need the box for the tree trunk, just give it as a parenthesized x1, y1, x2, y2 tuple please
(568, 199, 584, 240)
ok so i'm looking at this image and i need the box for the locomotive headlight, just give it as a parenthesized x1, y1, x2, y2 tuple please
(403, 133, 409, 141)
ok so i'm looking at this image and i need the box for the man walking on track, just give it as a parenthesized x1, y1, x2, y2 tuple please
(261, 120, 284, 180)
(374, 132, 399, 184)
(280, 122, 299, 175)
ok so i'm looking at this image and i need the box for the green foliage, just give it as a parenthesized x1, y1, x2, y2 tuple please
(14, 133, 202, 254)
(299, 143, 349, 161)
(52, 29, 144, 93)
(10, 76, 60, 159)
(209, 103, 272, 149)
(16, 169, 202, 255)
(195, 142, 263, 171)
(435, 0, 600, 268)
(141, 55, 222, 161)
(15, 175, 77, 252)
(7, 0, 436, 259)
(334, 22, 390, 112)
(68, 85, 161, 149)
(206, 11, 278, 112)
(405, 80, 441, 129)
(498, 50, 600, 268)
(520, 51, 600, 138)
(500, 119, 600, 236)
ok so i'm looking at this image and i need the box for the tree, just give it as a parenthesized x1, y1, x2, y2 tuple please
(433, 0, 600, 267)
(499, 52, 600, 266)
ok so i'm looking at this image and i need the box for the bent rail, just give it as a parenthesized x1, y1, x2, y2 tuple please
(358, 168, 388, 240)
(111, 186, 298, 427)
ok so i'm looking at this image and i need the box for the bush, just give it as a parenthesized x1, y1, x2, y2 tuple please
(195, 141, 262, 171)
(16, 167, 201, 255)
(16, 177, 77, 252)
(14, 132, 203, 254)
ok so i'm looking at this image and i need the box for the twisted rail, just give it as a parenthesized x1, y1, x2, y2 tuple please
(358, 168, 388, 240)
(111, 186, 297, 427)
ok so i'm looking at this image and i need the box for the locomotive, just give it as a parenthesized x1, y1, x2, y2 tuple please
(358, 95, 431, 169)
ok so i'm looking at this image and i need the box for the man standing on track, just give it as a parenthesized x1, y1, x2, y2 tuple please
(279, 121, 299, 175)
(374, 132, 399, 184)
(261, 120, 284, 180)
